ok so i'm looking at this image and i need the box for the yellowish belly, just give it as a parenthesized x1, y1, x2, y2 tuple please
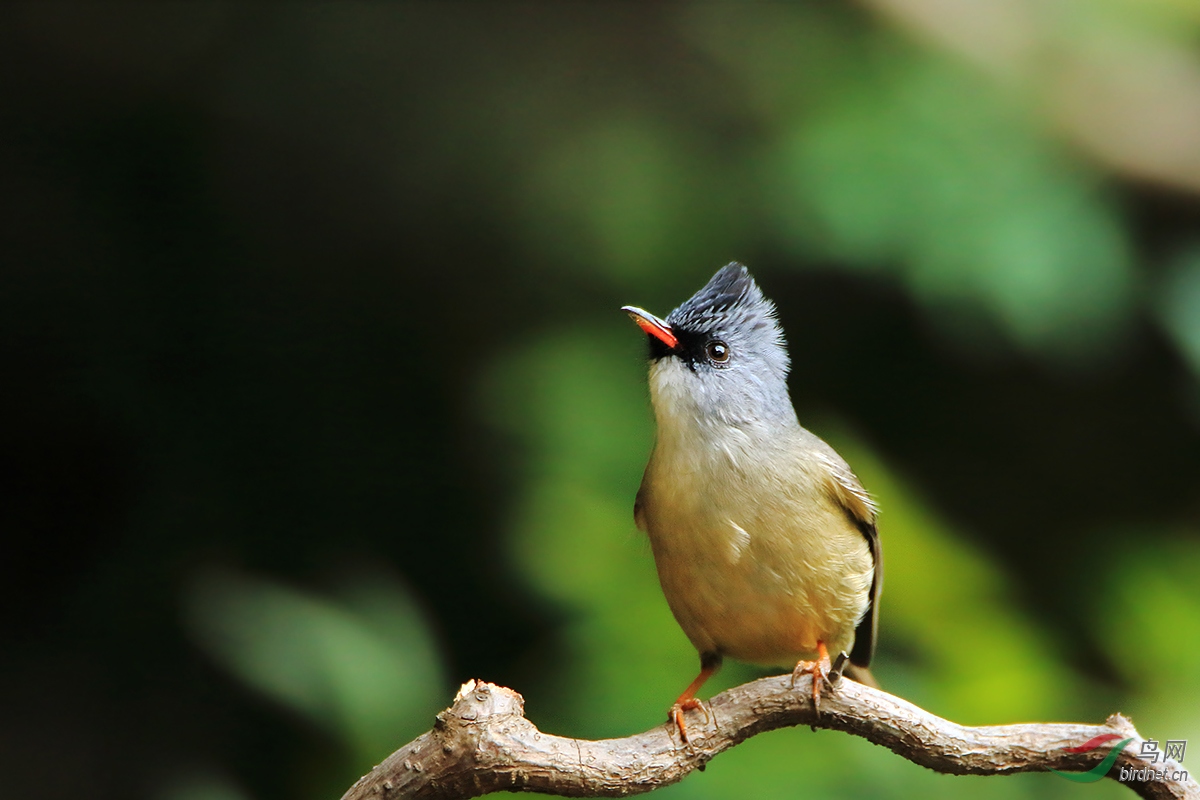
(639, 412, 876, 668)
(645, 505, 873, 667)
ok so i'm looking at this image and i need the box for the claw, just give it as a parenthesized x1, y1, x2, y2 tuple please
(790, 641, 835, 715)
(669, 697, 709, 743)
(668, 653, 721, 744)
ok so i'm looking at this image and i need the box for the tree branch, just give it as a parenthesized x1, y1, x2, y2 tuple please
(339, 675, 1197, 800)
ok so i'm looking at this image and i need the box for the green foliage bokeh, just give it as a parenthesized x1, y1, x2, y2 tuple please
(4, 4, 1200, 800)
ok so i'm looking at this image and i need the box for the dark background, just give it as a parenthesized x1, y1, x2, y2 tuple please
(3, 4, 1199, 800)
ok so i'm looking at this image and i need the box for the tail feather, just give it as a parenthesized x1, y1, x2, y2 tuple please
(842, 663, 878, 689)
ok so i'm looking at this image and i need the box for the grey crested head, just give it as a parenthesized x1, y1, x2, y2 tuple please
(623, 263, 795, 430)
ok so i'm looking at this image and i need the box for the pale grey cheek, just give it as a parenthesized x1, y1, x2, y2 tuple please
(703, 365, 765, 412)
(650, 357, 774, 427)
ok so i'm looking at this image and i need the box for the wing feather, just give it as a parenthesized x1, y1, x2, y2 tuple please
(814, 450, 882, 668)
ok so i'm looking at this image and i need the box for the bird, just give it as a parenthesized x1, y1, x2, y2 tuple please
(621, 262, 881, 741)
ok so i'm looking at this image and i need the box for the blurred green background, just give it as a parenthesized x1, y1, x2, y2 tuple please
(3, 3, 1200, 800)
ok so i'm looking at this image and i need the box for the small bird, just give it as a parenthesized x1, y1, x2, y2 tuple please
(622, 263, 881, 741)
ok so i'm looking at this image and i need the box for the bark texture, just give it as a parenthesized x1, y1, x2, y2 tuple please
(339, 676, 1197, 800)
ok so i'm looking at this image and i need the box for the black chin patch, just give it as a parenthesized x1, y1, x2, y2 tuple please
(647, 334, 674, 361)
(648, 327, 708, 372)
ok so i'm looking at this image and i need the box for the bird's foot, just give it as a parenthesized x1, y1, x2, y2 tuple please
(790, 641, 836, 714)
(668, 654, 721, 744)
(668, 697, 710, 744)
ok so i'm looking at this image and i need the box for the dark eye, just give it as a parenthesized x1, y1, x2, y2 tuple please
(706, 340, 730, 364)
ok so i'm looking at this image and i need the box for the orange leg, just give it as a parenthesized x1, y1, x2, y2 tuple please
(790, 641, 834, 713)
(669, 653, 721, 743)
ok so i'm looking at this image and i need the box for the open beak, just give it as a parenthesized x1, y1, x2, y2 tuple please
(621, 305, 678, 349)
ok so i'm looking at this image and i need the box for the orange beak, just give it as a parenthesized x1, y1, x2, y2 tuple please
(622, 305, 678, 349)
